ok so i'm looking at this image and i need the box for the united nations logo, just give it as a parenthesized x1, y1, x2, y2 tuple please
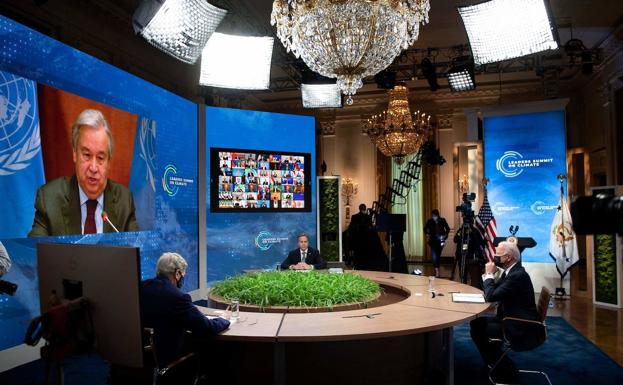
(0, 71, 41, 176)
(496, 150, 523, 178)
(139, 117, 156, 192)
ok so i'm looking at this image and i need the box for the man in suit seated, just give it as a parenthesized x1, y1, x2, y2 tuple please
(29, 109, 138, 236)
(140, 252, 230, 369)
(469, 240, 539, 383)
(281, 233, 326, 270)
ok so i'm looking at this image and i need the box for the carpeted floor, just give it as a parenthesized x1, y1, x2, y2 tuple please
(1, 316, 621, 385)
(454, 316, 623, 385)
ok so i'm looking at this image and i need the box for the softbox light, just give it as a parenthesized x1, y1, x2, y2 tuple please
(458, 0, 558, 65)
(200, 33, 274, 90)
(133, 0, 226, 64)
(447, 57, 476, 92)
(301, 84, 342, 108)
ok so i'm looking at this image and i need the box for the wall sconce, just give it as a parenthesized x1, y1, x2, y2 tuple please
(341, 177, 359, 220)
(458, 174, 469, 193)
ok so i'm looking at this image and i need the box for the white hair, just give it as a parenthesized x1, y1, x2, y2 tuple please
(71, 109, 114, 156)
(497, 241, 520, 261)
(156, 252, 188, 277)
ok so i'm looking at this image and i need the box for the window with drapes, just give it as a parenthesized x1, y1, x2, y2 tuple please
(390, 155, 424, 258)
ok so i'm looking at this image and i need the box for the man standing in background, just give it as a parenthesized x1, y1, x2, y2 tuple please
(424, 209, 450, 277)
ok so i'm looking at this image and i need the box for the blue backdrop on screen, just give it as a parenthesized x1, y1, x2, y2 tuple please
(484, 110, 566, 263)
(0, 16, 198, 351)
(206, 106, 316, 284)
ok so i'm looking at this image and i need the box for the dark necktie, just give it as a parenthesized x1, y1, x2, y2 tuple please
(84, 199, 98, 234)
(301, 250, 307, 262)
(501, 271, 507, 280)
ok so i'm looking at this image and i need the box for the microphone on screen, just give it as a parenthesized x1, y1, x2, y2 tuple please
(102, 211, 120, 233)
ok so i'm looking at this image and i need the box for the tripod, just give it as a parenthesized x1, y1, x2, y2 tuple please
(451, 220, 473, 284)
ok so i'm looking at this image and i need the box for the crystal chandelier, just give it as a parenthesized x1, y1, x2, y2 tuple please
(362, 84, 432, 164)
(271, 0, 430, 105)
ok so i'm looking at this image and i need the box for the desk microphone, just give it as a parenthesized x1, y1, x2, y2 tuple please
(101, 212, 120, 233)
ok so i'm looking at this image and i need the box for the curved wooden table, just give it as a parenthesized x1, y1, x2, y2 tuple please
(198, 271, 491, 385)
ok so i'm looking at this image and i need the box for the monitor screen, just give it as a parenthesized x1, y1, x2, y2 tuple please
(210, 147, 311, 212)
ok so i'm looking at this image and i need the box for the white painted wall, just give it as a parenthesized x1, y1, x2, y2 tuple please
(320, 119, 377, 229)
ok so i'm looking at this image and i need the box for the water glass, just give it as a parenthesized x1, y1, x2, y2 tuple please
(230, 299, 240, 322)
(428, 276, 436, 293)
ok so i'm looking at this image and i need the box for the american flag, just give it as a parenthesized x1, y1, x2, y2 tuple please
(475, 189, 496, 262)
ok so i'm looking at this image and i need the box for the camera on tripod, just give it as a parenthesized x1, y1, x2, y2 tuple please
(456, 192, 476, 223)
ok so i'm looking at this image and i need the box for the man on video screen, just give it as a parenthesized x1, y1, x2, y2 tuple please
(29, 109, 138, 236)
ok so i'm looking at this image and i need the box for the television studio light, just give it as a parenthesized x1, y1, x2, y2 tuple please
(301, 84, 342, 109)
(458, 0, 558, 65)
(200, 33, 274, 90)
(447, 58, 476, 92)
(133, 0, 227, 64)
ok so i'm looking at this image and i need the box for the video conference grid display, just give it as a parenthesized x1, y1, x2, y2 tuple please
(217, 151, 306, 209)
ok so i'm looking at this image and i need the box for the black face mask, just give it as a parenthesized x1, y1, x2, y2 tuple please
(176, 275, 185, 289)
(493, 256, 504, 268)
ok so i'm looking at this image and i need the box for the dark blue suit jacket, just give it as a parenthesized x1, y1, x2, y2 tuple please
(483, 264, 540, 344)
(140, 276, 230, 367)
(281, 247, 326, 270)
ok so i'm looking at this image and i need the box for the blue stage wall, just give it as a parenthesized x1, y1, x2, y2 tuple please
(484, 110, 566, 263)
(206, 106, 316, 284)
(0, 16, 199, 351)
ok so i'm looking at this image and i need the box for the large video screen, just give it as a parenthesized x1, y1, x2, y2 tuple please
(0, 73, 155, 238)
(210, 147, 311, 212)
(0, 15, 200, 355)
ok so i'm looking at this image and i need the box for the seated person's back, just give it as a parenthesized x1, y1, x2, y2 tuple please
(140, 252, 229, 368)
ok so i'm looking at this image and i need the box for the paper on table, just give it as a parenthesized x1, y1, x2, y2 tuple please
(452, 293, 485, 303)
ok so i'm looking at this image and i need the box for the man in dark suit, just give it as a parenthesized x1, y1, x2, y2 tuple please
(424, 209, 450, 277)
(28, 109, 138, 236)
(470, 240, 539, 383)
(347, 204, 372, 267)
(281, 233, 326, 270)
(140, 252, 230, 368)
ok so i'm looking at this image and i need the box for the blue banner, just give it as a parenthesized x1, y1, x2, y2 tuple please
(484, 110, 566, 263)
(0, 71, 46, 238)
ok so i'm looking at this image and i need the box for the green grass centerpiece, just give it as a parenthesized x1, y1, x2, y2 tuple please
(211, 271, 381, 309)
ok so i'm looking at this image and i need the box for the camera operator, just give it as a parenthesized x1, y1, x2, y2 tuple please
(424, 209, 450, 277)
(453, 193, 485, 286)
(0, 241, 11, 277)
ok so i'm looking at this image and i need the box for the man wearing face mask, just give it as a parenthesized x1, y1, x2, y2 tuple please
(140, 252, 230, 369)
(469, 240, 538, 383)
(424, 209, 450, 277)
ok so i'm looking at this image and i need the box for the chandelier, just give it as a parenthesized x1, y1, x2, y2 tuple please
(362, 84, 432, 164)
(271, 0, 430, 105)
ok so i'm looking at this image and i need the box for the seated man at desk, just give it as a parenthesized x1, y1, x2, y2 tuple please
(469, 239, 538, 383)
(281, 233, 326, 270)
(140, 252, 230, 368)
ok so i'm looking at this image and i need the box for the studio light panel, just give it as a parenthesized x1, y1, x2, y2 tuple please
(447, 69, 475, 92)
(458, 0, 558, 65)
(200, 33, 274, 90)
(301, 84, 342, 108)
(133, 0, 227, 64)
